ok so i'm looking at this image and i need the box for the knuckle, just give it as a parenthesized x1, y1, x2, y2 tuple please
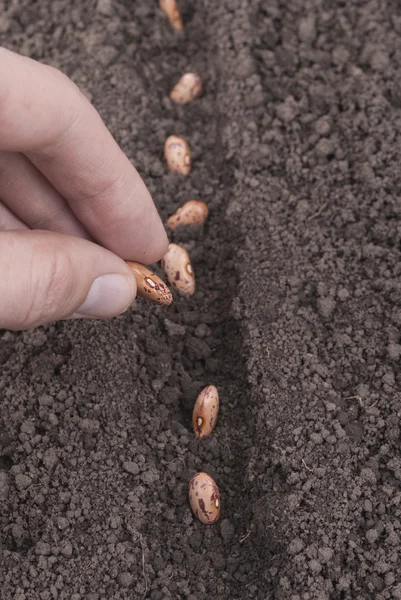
(34, 66, 84, 155)
(46, 63, 81, 98)
(18, 244, 76, 328)
(77, 167, 127, 205)
(38, 245, 76, 320)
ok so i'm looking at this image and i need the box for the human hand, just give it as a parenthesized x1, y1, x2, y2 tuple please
(0, 48, 168, 330)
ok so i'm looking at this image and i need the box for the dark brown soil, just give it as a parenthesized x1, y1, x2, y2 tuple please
(1, 1, 401, 598)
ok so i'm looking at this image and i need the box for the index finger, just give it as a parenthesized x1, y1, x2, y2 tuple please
(0, 47, 168, 264)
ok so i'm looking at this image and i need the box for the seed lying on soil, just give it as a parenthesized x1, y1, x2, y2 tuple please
(189, 472, 220, 524)
(193, 385, 219, 439)
(161, 243, 195, 296)
(164, 135, 191, 176)
(127, 261, 173, 306)
(167, 200, 209, 231)
(170, 73, 203, 104)
(159, 0, 183, 30)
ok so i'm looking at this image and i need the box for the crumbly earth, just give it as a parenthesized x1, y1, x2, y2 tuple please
(1, 1, 401, 598)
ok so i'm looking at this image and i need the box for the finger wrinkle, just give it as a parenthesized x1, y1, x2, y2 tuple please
(29, 106, 83, 161)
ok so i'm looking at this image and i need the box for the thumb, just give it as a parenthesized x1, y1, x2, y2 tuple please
(0, 230, 137, 330)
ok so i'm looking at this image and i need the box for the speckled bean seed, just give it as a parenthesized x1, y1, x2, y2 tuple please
(167, 200, 209, 231)
(127, 262, 173, 306)
(164, 135, 191, 176)
(159, 0, 183, 30)
(170, 73, 203, 104)
(189, 472, 220, 524)
(161, 243, 195, 296)
(193, 385, 219, 439)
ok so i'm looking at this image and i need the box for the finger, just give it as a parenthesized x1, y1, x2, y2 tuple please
(0, 151, 89, 238)
(0, 201, 27, 231)
(0, 230, 137, 330)
(0, 47, 168, 264)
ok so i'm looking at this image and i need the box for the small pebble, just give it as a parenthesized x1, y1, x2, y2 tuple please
(15, 474, 32, 491)
(123, 462, 140, 476)
(118, 572, 133, 588)
(366, 528, 379, 544)
(298, 14, 316, 43)
(288, 538, 305, 555)
(61, 541, 73, 558)
(96, 0, 112, 15)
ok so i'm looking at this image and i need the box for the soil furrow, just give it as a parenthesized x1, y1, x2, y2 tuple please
(223, 1, 401, 598)
(0, 1, 261, 599)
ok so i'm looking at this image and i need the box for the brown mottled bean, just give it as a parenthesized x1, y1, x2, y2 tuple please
(170, 73, 203, 104)
(159, 0, 183, 30)
(164, 135, 191, 176)
(167, 200, 209, 231)
(161, 243, 195, 296)
(189, 472, 220, 524)
(193, 385, 219, 439)
(127, 262, 172, 306)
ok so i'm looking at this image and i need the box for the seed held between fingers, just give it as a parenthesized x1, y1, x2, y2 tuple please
(193, 385, 219, 438)
(189, 472, 221, 524)
(164, 135, 191, 176)
(161, 243, 195, 296)
(159, 0, 183, 30)
(167, 200, 209, 231)
(126, 262, 172, 306)
(170, 73, 203, 104)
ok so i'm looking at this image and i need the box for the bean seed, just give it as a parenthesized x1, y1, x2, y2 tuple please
(127, 262, 172, 306)
(170, 73, 202, 104)
(161, 243, 195, 296)
(189, 472, 220, 524)
(164, 135, 191, 175)
(193, 385, 219, 438)
(167, 200, 209, 231)
(159, 0, 183, 30)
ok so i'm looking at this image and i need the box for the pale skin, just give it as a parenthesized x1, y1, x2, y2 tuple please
(0, 47, 169, 330)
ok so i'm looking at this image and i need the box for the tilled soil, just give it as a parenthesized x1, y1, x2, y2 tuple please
(1, 1, 401, 599)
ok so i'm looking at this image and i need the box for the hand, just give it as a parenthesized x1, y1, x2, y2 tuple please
(0, 48, 168, 330)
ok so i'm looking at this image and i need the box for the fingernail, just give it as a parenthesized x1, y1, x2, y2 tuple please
(74, 274, 135, 318)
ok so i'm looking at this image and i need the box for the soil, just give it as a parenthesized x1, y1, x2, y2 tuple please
(1, 0, 401, 598)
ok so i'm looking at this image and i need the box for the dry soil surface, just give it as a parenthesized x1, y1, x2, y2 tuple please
(1, 1, 401, 599)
